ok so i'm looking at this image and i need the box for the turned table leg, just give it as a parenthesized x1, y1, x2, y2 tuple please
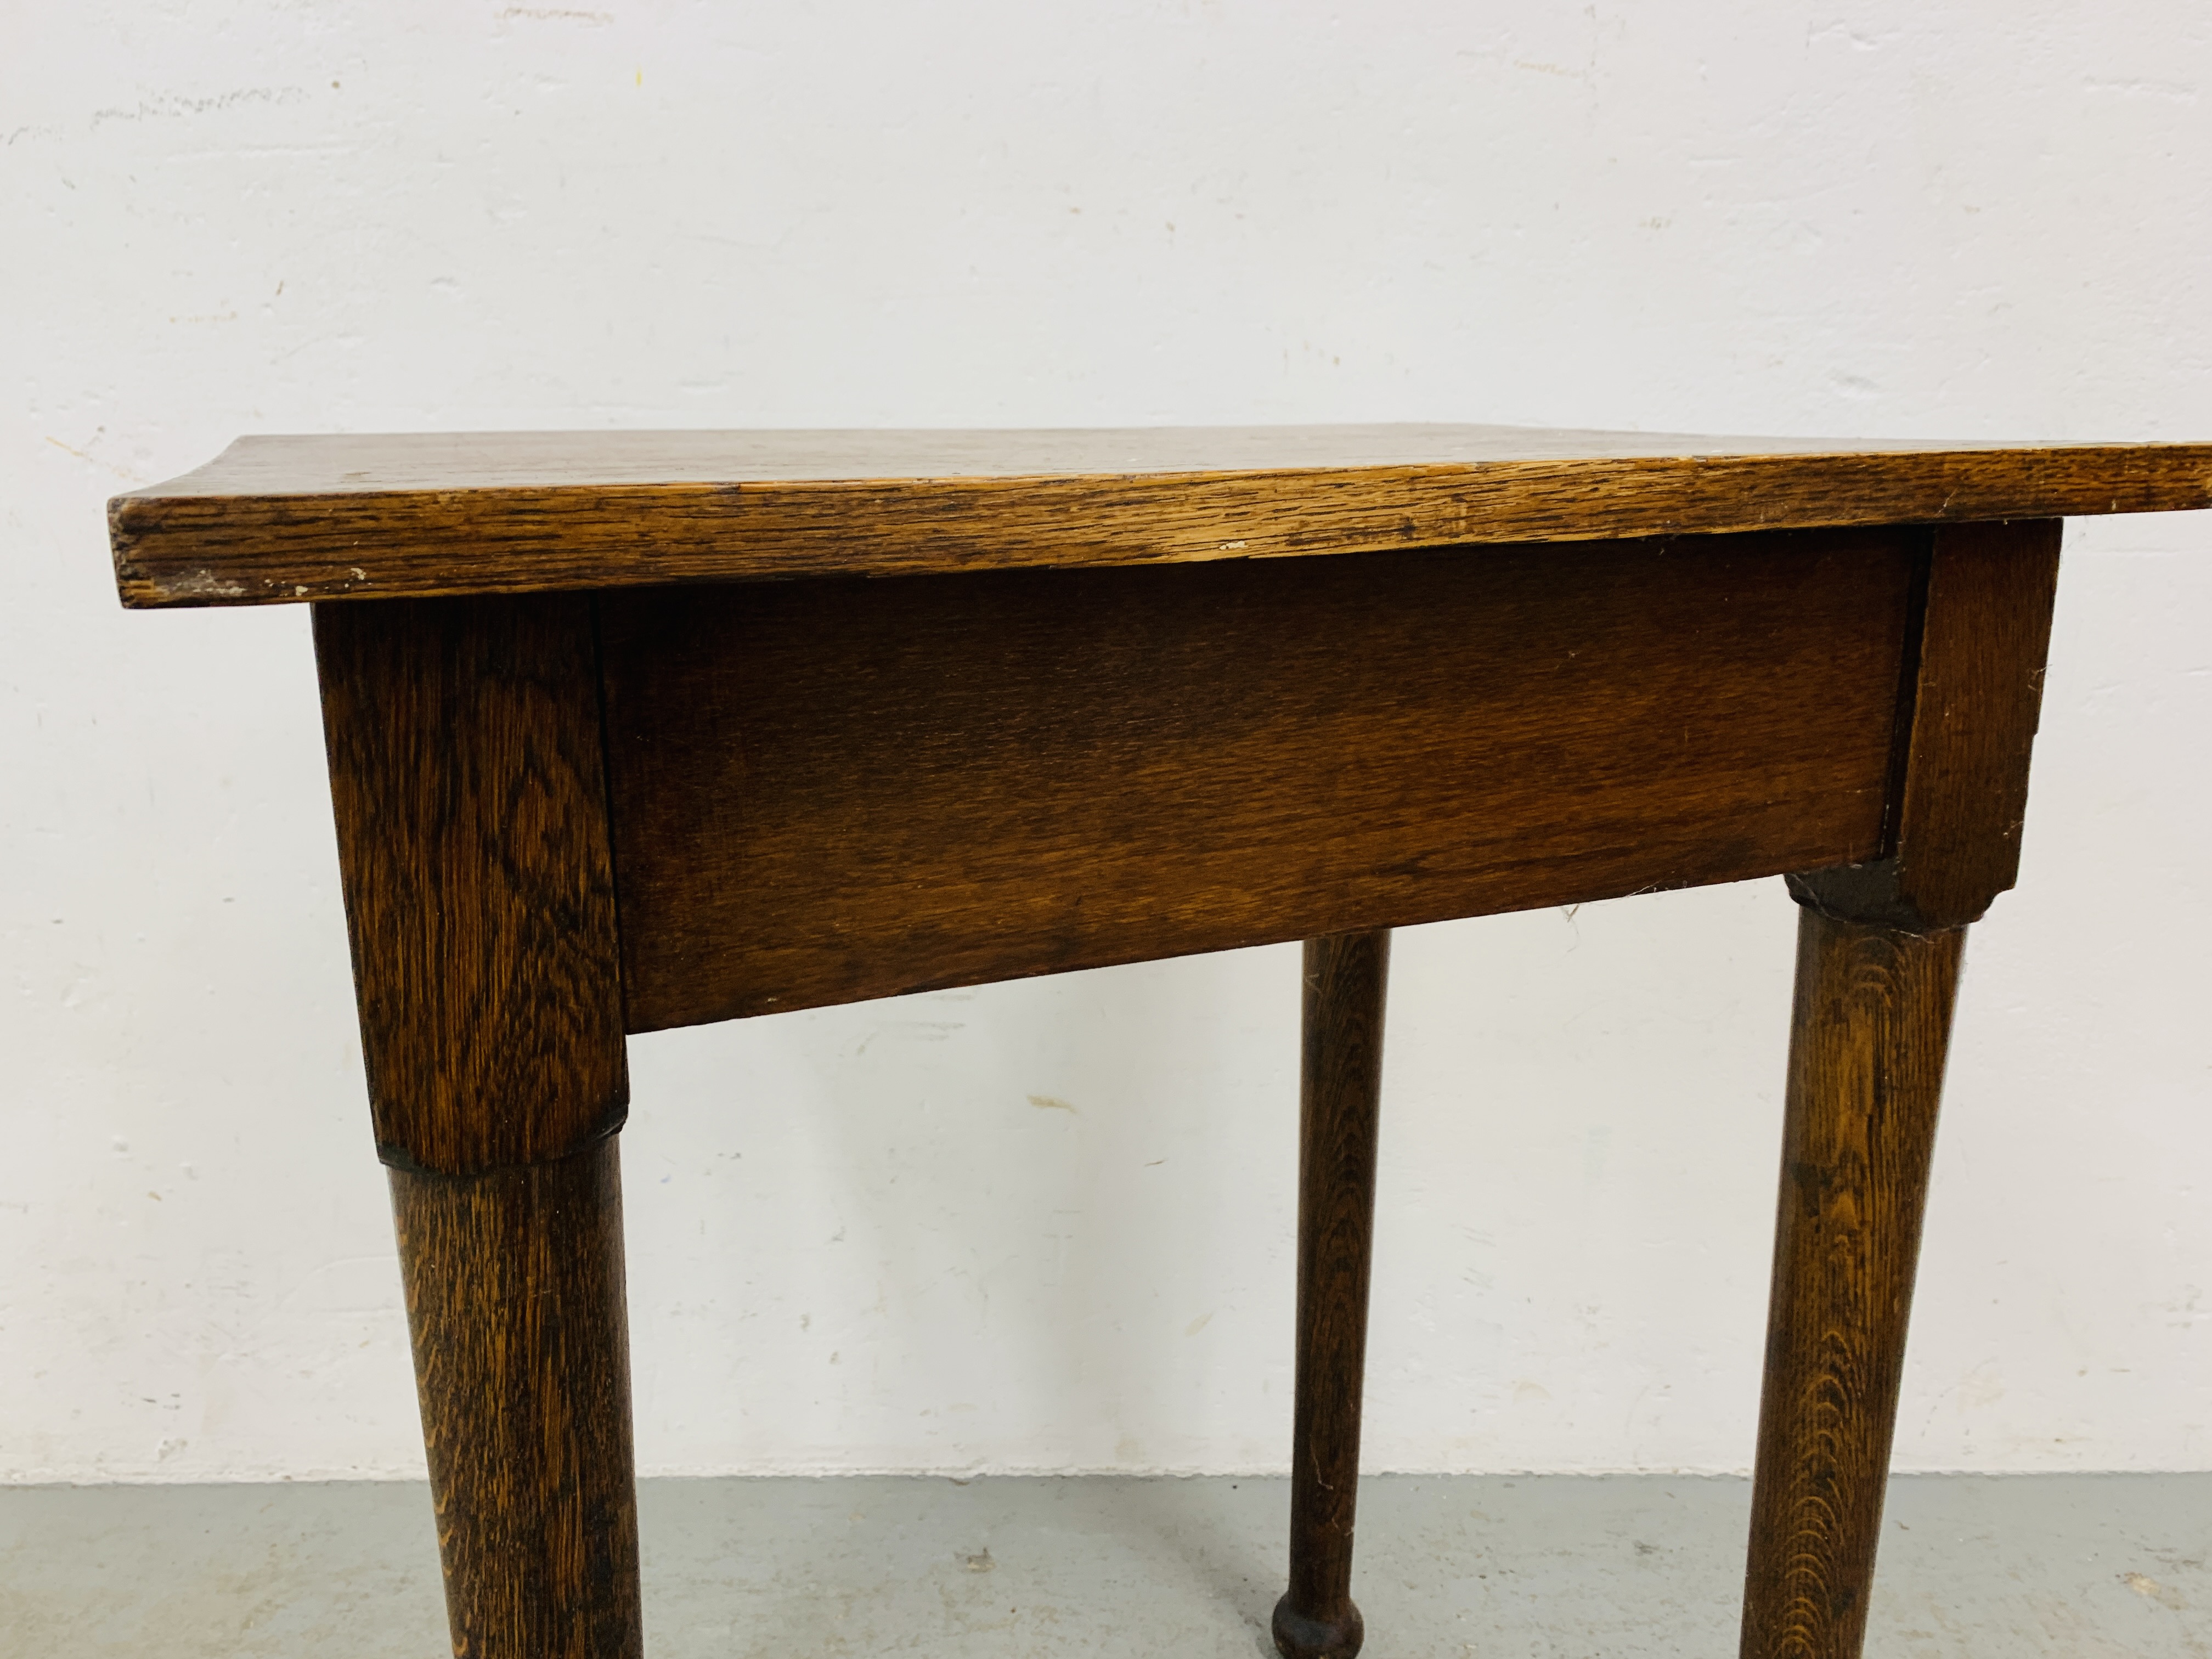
(1740, 906, 1962, 1659)
(1741, 521, 2061, 1657)
(1274, 929, 1391, 1659)
(315, 594, 641, 1657)
(393, 1141, 641, 1658)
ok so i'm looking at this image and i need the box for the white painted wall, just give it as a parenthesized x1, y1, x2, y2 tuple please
(5, 1, 2209, 1484)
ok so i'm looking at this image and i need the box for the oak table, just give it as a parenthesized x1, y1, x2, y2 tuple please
(112, 425, 2212, 1658)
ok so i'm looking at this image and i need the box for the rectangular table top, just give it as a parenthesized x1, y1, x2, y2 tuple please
(110, 423, 2212, 608)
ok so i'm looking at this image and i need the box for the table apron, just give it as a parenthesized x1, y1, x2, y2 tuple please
(600, 527, 1922, 1031)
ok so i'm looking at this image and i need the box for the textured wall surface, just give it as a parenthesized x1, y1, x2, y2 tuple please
(4, 0, 2208, 1482)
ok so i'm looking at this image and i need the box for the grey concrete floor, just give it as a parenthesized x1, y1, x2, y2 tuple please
(2, 1474, 2206, 1656)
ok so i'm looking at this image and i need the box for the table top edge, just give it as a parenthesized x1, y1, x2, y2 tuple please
(108, 425, 2212, 610)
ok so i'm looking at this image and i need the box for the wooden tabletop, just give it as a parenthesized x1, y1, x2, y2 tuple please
(109, 424, 2212, 608)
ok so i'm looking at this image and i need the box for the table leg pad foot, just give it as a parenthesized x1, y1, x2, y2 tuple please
(1272, 1595, 1364, 1658)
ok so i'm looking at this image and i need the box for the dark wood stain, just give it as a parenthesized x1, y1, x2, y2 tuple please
(601, 528, 1916, 1032)
(124, 421, 2168, 1658)
(1790, 520, 2062, 932)
(391, 1138, 642, 1659)
(1740, 909, 1962, 1659)
(109, 426, 2210, 607)
(1751, 518, 2060, 1657)
(314, 594, 629, 1173)
(1274, 930, 1390, 1659)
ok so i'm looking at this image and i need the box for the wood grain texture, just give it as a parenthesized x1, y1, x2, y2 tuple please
(110, 425, 2210, 607)
(314, 594, 628, 1173)
(603, 528, 1916, 1032)
(1274, 931, 1390, 1659)
(1741, 908, 1962, 1659)
(391, 1139, 641, 1659)
(1790, 520, 2062, 932)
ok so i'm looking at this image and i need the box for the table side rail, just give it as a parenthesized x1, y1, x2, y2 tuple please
(599, 527, 1923, 1031)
